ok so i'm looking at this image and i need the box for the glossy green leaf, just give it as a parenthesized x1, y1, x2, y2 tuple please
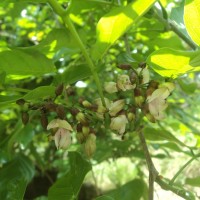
(1, 0, 46, 3)
(0, 155, 34, 200)
(48, 152, 91, 200)
(29, 29, 79, 58)
(184, 0, 200, 45)
(23, 86, 56, 101)
(147, 48, 200, 78)
(0, 49, 55, 76)
(185, 176, 200, 187)
(96, 196, 114, 200)
(104, 179, 145, 200)
(91, 0, 156, 60)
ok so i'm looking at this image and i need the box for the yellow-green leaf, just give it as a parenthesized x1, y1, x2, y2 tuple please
(184, 0, 200, 45)
(91, 0, 156, 60)
(147, 48, 200, 78)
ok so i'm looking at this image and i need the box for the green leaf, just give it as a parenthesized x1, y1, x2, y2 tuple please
(48, 152, 91, 200)
(143, 127, 190, 148)
(0, 154, 34, 200)
(1, 0, 47, 3)
(185, 176, 200, 187)
(177, 79, 197, 94)
(96, 196, 114, 200)
(184, 0, 200, 45)
(23, 86, 56, 101)
(147, 48, 200, 78)
(103, 179, 145, 200)
(29, 28, 79, 58)
(0, 49, 55, 77)
(61, 64, 102, 84)
(91, 0, 156, 60)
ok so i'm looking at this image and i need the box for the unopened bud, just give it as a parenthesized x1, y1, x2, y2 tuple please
(16, 98, 25, 106)
(76, 132, 85, 143)
(145, 113, 156, 123)
(21, 112, 29, 125)
(82, 100, 92, 108)
(76, 112, 88, 125)
(54, 128, 71, 149)
(82, 126, 90, 138)
(66, 86, 76, 96)
(134, 88, 144, 107)
(84, 134, 96, 158)
(117, 63, 131, 70)
(127, 112, 135, 121)
(56, 105, 66, 119)
(41, 112, 48, 130)
(129, 71, 137, 84)
(55, 83, 64, 96)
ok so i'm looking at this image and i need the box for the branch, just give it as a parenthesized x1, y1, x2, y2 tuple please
(153, 5, 198, 50)
(138, 130, 158, 200)
(138, 129, 196, 200)
(47, 0, 106, 107)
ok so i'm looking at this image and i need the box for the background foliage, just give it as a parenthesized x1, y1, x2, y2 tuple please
(0, 0, 200, 200)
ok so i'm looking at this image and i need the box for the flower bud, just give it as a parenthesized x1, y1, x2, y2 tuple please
(76, 112, 88, 125)
(82, 126, 90, 138)
(82, 100, 92, 108)
(110, 115, 128, 134)
(21, 112, 29, 125)
(16, 98, 25, 106)
(104, 82, 118, 93)
(76, 132, 85, 143)
(56, 105, 66, 119)
(127, 112, 135, 122)
(109, 99, 125, 116)
(55, 83, 64, 96)
(54, 128, 71, 149)
(47, 119, 73, 131)
(117, 63, 131, 70)
(134, 88, 144, 107)
(84, 134, 96, 158)
(41, 112, 48, 130)
(117, 75, 135, 91)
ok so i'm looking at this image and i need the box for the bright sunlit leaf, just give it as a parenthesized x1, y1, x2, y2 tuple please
(147, 48, 200, 78)
(184, 0, 200, 45)
(91, 0, 156, 60)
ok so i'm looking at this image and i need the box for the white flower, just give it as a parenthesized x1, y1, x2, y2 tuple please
(54, 128, 71, 149)
(47, 119, 73, 149)
(117, 75, 135, 91)
(146, 83, 175, 120)
(110, 115, 128, 134)
(109, 99, 125, 116)
(137, 67, 150, 84)
(104, 82, 118, 93)
(47, 118, 73, 131)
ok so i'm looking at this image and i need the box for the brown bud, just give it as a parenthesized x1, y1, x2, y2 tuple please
(70, 108, 79, 116)
(55, 83, 64, 96)
(76, 123, 82, 132)
(44, 102, 57, 112)
(138, 62, 146, 68)
(16, 98, 25, 106)
(41, 112, 48, 130)
(66, 86, 75, 96)
(117, 63, 131, 70)
(56, 105, 66, 119)
(148, 80, 159, 89)
(129, 71, 137, 84)
(21, 112, 29, 125)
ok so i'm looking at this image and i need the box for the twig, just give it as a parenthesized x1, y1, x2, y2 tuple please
(138, 130, 158, 200)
